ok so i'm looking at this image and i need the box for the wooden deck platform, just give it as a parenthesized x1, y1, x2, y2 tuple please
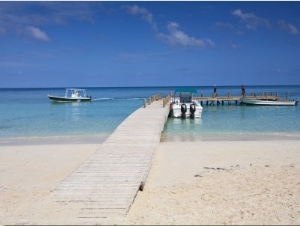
(50, 98, 170, 224)
(195, 96, 242, 106)
(194, 94, 287, 106)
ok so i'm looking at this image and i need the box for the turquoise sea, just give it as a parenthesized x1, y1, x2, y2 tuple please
(0, 86, 299, 144)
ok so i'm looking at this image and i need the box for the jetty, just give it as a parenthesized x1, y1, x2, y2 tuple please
(50, 94, 172, 224)
(39, 89, 293, 224)
(193, 91, 292, 106)
(195, 94, 241, 106)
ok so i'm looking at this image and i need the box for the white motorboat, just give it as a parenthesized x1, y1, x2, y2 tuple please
(240, 98, 298, 106)
(48, 88, 92, 102)
(169, 88, 203, 118)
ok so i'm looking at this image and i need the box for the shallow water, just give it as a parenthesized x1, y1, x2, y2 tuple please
(0, 86, 299, 142)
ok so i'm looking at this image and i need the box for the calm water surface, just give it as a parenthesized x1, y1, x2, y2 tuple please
(0, 86, 299, 142)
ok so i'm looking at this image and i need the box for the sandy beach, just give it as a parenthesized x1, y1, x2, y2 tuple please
(1, 138, 300, 225)
(125, 139, 300, 225)
(0, 141, 100, 225)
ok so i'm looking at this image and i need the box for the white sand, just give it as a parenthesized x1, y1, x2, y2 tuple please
(0, 143, 99, 225)
(1, 139, 300, 225)
(124, 140, 300, 225)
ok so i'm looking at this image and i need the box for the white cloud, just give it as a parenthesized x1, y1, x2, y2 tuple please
(232, 9, 271, 30)
(124, 4, 214, 49)
(0, 2, 99, 40)
(278, 20, 298, 35)
(157, 22, 214, 48)
(26, 26, 50, 42)
(124, 4, 157, 31)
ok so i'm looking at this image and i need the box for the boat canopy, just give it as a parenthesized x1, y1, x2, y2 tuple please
(66, 88, 87, 92)
(175, 87, 198, 94)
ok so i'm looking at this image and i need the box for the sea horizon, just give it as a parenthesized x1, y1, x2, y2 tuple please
(1, 84, 300, 89)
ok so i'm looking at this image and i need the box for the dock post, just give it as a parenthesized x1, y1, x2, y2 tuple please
(143, 99, 147, 108)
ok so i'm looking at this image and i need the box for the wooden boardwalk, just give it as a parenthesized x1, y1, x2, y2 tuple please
(194, 92, 291, 106)
(51, 99, 170, 224)
(195, 96, 242, 106)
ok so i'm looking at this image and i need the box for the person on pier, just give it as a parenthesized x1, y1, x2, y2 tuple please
(213, 85, 218, 98)
(241, 85, 246, 97)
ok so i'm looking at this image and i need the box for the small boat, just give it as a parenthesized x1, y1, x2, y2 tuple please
(48, 88, 92, 102)
(240, 97, 298, 106)
(169, 87, 203, 118)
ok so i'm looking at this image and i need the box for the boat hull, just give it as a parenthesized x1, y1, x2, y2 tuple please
(48, 95, 91, 102)
(170, 102, 203, 118)
(240, 98, 297, 106)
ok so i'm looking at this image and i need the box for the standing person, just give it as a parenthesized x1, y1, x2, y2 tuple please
(241, 85, 246, 97)
(213, 85, 217, 97)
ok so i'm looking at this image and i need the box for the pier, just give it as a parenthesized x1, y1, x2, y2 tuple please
(194, 91, 292, 106)
(195, 95, 241, 106)
(44, 90, 290, 224)
(50, 95, 171, 224)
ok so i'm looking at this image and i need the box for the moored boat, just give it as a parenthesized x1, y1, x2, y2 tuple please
(47, 88, 92, 102)
(240, 97, 298, 106)
(169, 87, 203, 118)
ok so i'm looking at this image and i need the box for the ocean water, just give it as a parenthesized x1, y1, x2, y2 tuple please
(0, 86, 299, 143)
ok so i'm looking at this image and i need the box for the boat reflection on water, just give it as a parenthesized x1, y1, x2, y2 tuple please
(161, 117, 203, 142)
(71, 103, 81, 121)
(170, 117, 202, 125)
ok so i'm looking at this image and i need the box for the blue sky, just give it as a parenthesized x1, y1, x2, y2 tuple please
(1, 1, 300, 88)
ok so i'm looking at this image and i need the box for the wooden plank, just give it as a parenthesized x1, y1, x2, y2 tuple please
(50, 99, 170, 223)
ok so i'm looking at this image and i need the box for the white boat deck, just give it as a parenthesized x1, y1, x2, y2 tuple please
(50, 99, 170, 224)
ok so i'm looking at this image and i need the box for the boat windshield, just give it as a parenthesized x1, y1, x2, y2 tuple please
(179, 92, 192, 103)
(65, 88, 87, 98)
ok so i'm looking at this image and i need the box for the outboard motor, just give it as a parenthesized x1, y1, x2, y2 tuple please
(181, 104, 187, 119)
(190, 103, 196, 119)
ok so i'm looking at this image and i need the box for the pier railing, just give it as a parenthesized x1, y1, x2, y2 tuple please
(143, 91, 291, 107)
(194, 91, 291, 106)
(249, 91, 290, 101)
(143, 92, 172, 108)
